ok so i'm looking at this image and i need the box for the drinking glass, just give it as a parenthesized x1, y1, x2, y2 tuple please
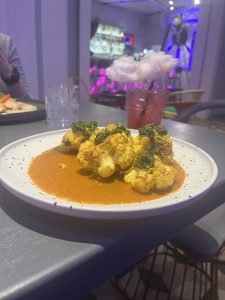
(44, 83, 79, 129)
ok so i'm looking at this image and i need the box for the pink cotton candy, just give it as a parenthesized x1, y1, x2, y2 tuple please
(106, 51, 178, 84)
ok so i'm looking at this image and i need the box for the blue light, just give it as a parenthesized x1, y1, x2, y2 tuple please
(176, 47, 180, 59)
(188, 30, 197, 70)
(166, 44, 173, 53)
(185, 19, 198, 23)
(186, 44, 191, 53)
(173, 6, 199, 15)
(125, 37, 130, 44)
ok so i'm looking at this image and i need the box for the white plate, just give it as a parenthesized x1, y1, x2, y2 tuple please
(0, 129, 218, 219)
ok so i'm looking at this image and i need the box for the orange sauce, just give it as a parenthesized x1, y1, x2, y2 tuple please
(28, 148, 185, 205)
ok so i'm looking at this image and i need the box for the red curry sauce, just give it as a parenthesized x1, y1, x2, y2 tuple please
(28, 148, 185, 205)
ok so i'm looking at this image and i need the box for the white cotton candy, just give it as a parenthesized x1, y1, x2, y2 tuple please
(106, 52, 178, 83)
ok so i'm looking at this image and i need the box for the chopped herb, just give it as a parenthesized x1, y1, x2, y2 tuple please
(71, 121, 98, 137)
(94, 123, 130, 144)
(134, 152, 155, 169)
(138, 124, 155, 137)
(155, 125, 168, 135)
(94, 130, 110, 144)
(110, 122, 130, 136)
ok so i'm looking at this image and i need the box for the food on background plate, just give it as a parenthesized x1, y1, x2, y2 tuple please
(0, 93, 37, 114)
(29, 121, 185, 204)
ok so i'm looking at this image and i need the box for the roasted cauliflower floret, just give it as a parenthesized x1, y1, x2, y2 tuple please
(98, 132, 134, 170)
(124, 152, 155, 193)
(137, 124, 174, 163)
(77, 140, 99, 171)
(77, 139, 116, 177)
(95, 124, 135, 171)
(59, 121, 98, 154)
(114, 140, 134, 170)
(154, 132, 173, 164)
(132, 135, 152, 156)
(124, 152, 176, 193)
(153, 157, 176, 189)
(77, 123, 135, 177)
(98, 155, 115, 178)
(105, 123, 118, 132)
(124, 168, 155, 193)
(60, 130, 86, 154)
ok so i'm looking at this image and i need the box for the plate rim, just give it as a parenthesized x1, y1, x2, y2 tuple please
(0, 129, 218, 219)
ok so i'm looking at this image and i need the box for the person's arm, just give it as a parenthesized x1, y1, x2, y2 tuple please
(0, 38, 32, 99)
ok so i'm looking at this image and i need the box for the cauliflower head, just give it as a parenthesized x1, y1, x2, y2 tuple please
(137, 124, 174, 163)
(77, 139, 115, 177)
(60, 130, 87, 154)
(124, 152, 176, 193)
(153, 157, 176, 190)
(77, 123, 135, 177)
(59, 121, 98, 154)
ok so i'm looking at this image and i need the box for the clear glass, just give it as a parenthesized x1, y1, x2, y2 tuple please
(44, 84, 79, 129)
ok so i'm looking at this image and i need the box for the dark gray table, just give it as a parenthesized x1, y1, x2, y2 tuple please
(1, 102, 225, 300)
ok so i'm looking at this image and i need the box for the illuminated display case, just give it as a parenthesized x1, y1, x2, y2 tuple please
(90, 23, 125, 58)
(89, 23, 142, 98)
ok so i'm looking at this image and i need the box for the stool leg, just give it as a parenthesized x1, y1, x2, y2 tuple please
(209, 262, 219, 300)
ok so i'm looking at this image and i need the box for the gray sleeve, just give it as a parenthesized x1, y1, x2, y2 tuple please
(7, 36, 32, 99)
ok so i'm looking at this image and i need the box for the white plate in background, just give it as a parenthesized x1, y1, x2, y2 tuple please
(0, 100, 46, 124)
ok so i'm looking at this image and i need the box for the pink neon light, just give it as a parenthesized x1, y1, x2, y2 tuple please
(89, 66, 146, 95)
(96, 76, 106, 87)
(89, 64, 97, 74)
(169, 70, 174, 77)
(89, 86, 97, 94)
(99, 68, 106, 75)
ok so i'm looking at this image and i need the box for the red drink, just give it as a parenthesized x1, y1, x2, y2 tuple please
(125, 89, 168, 129)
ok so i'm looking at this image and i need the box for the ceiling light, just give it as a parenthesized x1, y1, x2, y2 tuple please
(169, 6, 174, 10)
(169, 0, 174, 4)
(194, 0, 201, 4)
